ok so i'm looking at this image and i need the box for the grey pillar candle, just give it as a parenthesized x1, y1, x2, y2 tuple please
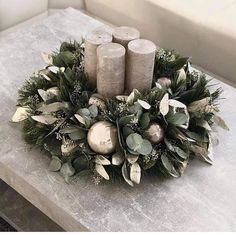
(97, 43, 126, 98)
(126, 39, 156, 93)
(112, 26, 140, 49)
(84, 30, 112, 88)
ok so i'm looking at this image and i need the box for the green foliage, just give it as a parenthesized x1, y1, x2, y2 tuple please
(13, 40, 227, 186)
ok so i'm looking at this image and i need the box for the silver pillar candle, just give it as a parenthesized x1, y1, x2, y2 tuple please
(112, 26, 140, 49)
(126, 39, 156, 93)
(97, 43, 126, 98)
(84, 30, 112, 88)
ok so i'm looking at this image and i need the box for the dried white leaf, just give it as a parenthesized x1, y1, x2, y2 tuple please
(177, 68, 186, 83)
(31, 115, 57, 125)
(46, 87, 60, 96)
(188, 98, 210, 113)
(116, 95, 128, 102)
(130, 163, 141, 184)
(160, 93, 169, 116)
(74, 114, 86, 125)
(12, 107, 30, 122)
(38, 89, 49, 102)
(41, 52, 53, 64)
(95, 155, 111, 165)
(169, 99, 186, 109)
(137, 99, 151, 110)
(122, 163, 134, 186)
(95, 164, 109, 180)
(48, 66, 60, 74)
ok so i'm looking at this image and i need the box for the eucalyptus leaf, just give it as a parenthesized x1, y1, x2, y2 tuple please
(119, 114, 136, 125)
(68, 129, 86, 140)
(49, 157, 61, 172)
(60, 163, 75, 177)
(139, 112, 150, 129)
(78, 108, 91, 117)
(88, 105, 98, 118)
(161, 153, 179, 177)
(167, 113, 188, 126)
(137, 139, 152, 155)
(126, 133, 143, 151)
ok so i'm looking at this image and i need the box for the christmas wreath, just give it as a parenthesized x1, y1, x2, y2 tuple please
(12, 40, 228, 186)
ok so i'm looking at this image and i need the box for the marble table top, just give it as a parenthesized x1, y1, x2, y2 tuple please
(0, 8, 236, 232)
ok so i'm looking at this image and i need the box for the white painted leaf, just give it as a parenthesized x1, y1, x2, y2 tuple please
(48, 66, 60, 74)
(41, 52, 53, 64)
(95, 155, 111, 165)
(12, 107, 30, 122)
(177, 68, 186, 83)
(112, 152, 124, 165)
(95, 164, 109, 180)
(137, 99, 151, 110)
(160, 93, 169, 116)
(31, 115, 57, 125)
(155, 82, 162, 89)
(130, 162, 141, 184)
(122, 163, 134, 187)
(116, 95, 128, 102)
(38, 89, 49, 102)
(74, 114, 86, 125)
(127, 89, 141, 105)
(169, 99, 186, 109)
(47, 87, 60, 96)
(59, 67, 65, 73)
(41, 72, 51, 81)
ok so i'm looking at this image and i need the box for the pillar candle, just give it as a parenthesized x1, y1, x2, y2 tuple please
(126, 39, 156, 93)
(84, 30, 112, 88)
(97, 43, 126, 98)
(112, 26, 140, 49)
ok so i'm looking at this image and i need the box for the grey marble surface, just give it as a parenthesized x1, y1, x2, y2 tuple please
(0, 8, 236, 232)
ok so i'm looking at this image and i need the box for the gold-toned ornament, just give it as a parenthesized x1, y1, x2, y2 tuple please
(157, 77, 171, 88)
(144, 122, 165, 144)
(87, 121, 118, 154)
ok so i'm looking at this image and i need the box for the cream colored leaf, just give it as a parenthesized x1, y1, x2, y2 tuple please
(12, 107, 30, 122)
(95, 155, 111, 165)
(160, 93, 169, 116)
(47, 87, 60, 96)
(48, 66, 60, 74)
(137, 99, 151, 110)
(41, 52, 53, 64)
(31, 115, 57, 125)
(177, 68, 186, 83)
(95, 164, 109, 180)
(169, 99, 186, 109)
(122, 163, 134, 186)
(130, 162, 141, 184)
(38, 89, 49, 102)
(116, 95, 128, 102)
(74, 114, 86, 125)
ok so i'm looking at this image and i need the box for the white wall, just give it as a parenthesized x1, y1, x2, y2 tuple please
(0, 0, 48, 31)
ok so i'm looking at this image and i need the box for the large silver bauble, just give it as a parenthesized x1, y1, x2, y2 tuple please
(157, 77, 171, 88)
(87, 121, 118, 154)
(144, 122, 165, 144)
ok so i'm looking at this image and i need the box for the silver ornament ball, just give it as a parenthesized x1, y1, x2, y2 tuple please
(144, 122, 165, 144)
(87, 121, 118, 154)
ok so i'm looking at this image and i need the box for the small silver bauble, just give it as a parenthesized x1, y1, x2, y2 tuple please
(157, 77, 171, 88)
(87, 121, 118, 154)
(144, 122, 165, 144)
